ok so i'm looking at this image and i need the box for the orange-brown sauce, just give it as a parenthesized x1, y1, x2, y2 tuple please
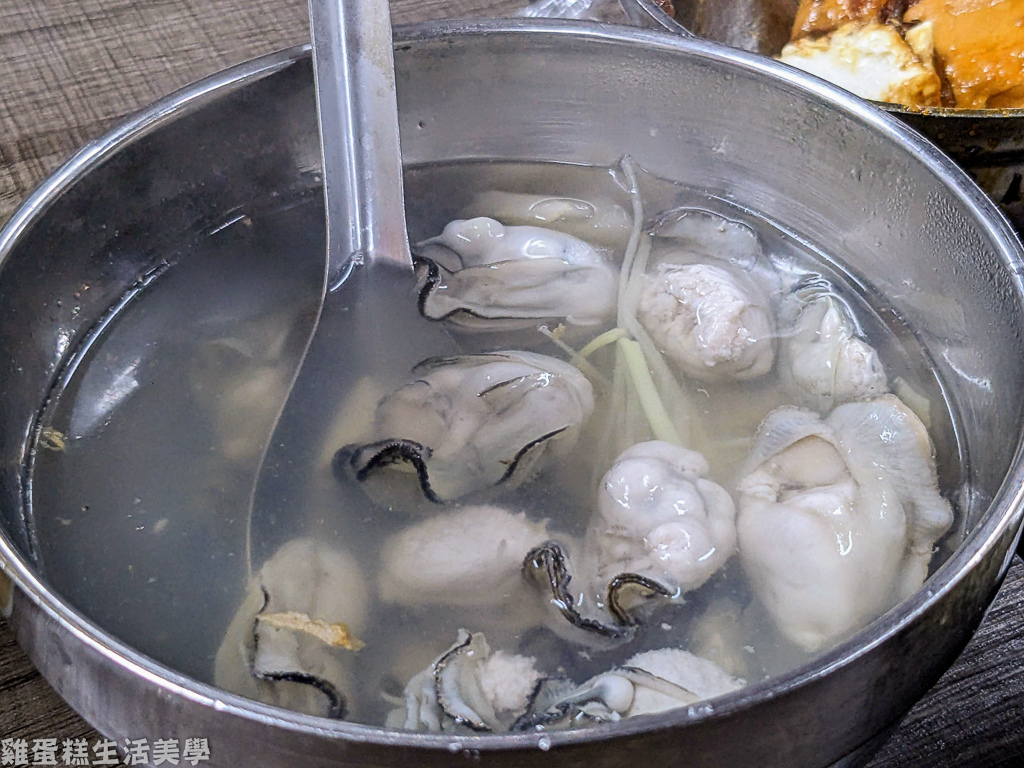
(904, 0, 1024, 108)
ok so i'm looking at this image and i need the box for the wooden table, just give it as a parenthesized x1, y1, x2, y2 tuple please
(1, 2, 1023, 766)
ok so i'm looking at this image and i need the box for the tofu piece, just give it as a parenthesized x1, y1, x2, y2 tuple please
(904, 0, 1024, 109)
(778, 21, 943, 108)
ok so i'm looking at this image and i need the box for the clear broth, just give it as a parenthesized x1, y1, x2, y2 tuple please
(28, 161, 965, 726)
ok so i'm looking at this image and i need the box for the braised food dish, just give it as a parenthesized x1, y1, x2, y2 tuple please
(779, 0, 1024, 109)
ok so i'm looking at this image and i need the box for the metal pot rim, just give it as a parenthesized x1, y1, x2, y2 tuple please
(619, 0, 1024, 119)
(1, 17, 1023, 752)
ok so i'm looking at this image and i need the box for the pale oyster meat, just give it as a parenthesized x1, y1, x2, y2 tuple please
(622, 647, 744, 717)
(514, 647, 744, 730)
(190, 311, 300, 464)
(638, 210, 779, 382)
(586, 441, 737, 595)
(343, 351, 595, 503)
(389, 632, 742, 734)
(388, 629, 543, 732)
(378, 505, 549, 607)
(415, 216, 618, 330)
(214, 539, 368, 719)
(460, 191, 633, 249)
(523, 441, 737, 647)
(652, 207, 771, 273)
(736, 396, 953, 651)
(686, 597, 754, 679)
(779, 284, 888, 412)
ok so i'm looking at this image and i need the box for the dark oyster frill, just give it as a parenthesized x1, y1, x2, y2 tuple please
(340, 352, 594, 503)
(513, 648, 743, 731)
(522, 540, 673, 647)
(213, 539, 367, 720)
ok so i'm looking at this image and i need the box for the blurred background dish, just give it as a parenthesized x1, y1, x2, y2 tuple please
(619, 0, 1024, 232)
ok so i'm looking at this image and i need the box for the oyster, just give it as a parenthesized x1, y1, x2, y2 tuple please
(736, 396, 954, 651)
(513, 648, 743, 730)
(190, 311, 298, 464)
(460, 191, 633, 249)
(378, 505, 550, 607)
(525, 442, 736, 646)
(585, 441, 737, 596)
(415, 217, 618, 330)
(652, 208, 769, 272)
(686, 597, 753, 679)
(344, 351, 595, 503)
(214, 539, 368, 719)
(388, 630, 543, 732)
(637, 210, 779, 382)
(779, 284, 888, 412)
(523, 540, 673, 647)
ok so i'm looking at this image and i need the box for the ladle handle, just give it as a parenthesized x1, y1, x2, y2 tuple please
(308, 0, 411, 282)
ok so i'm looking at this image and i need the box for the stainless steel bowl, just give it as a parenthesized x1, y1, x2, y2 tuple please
(1, 18, 1023, 768)
(619, 0, 1024, 232)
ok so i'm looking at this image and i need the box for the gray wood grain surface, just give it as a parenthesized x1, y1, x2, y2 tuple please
(0, 1, 1022, 766)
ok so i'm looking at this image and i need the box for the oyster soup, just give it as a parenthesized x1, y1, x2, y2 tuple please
(29, 161, 964, 730)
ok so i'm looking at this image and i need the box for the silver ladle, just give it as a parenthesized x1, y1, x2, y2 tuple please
(246, 0, 443, 569)
(309, 0, 410, 279)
